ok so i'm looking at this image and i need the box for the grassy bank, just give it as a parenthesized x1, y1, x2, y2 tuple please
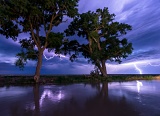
(0, 74, 160, 86)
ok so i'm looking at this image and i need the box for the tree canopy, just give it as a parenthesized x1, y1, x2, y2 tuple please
(0, 0, 79, 82)
(65, 7, 133, 76)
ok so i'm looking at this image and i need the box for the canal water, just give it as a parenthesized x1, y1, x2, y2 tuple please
(0, 80, 160, 116)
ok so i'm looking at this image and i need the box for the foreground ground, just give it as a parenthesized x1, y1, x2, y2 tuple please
(0, 74, 160, 86)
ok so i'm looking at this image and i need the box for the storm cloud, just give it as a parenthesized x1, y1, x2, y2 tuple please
(1, 0, 160, 74)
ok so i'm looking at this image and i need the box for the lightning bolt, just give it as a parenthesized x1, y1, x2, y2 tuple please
(107, 59, 160, 74)
(147, 62, 160, 67)
(43, 53, 65, 61)
(134, 64, 142, 74)
(133, 62, 160, 74)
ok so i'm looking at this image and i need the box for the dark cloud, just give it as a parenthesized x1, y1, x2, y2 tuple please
(0, 36, 21, 55)
(0, 62, 35, 75)
(123, 49, 160, 62)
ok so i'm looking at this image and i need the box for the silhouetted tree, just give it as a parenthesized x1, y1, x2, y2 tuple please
(0, 0, 79, 82)
(65, 7, 133, 77)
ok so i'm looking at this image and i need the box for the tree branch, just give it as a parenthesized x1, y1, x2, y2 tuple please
(43, 14, 60, 50)
(29, 19, 40, 49)
(36, 28, 41, 46)
(46, 14, 59, 36)
(82, 45, 90, 53)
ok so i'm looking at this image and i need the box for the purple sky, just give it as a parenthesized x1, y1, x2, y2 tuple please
(0, 0, 160, 75)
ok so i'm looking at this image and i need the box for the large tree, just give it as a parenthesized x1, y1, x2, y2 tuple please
(65, 7, 133, 77)
(0, 0, 79, 82)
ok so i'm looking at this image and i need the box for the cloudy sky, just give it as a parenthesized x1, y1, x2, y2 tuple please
(0, 0, 160, 75)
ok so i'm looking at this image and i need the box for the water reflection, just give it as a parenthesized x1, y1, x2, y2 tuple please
(28, 83, 136, 116)
(31, 84, 65, 116)
(136, 80, 143, 93)
(39, 89, 64, 105)
(1, 81, 160, 116)
(33, 85, 40, 116)
(86, 83, 138, 116)
(90, 82, 108, 97)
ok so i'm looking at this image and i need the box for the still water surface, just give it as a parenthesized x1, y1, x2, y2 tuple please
(0, 80, 160, 116)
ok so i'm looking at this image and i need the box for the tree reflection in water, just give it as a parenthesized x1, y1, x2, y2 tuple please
(84, 82, 139, 116)
(31, 83, 139, 116)
(33, 84, 40, 116)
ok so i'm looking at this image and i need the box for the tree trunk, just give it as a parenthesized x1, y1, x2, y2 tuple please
(89, 38, 93, 53)
(34, 50, 43, 83)
(101, 60, 107, 77)
(96, 60, 107, 77)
